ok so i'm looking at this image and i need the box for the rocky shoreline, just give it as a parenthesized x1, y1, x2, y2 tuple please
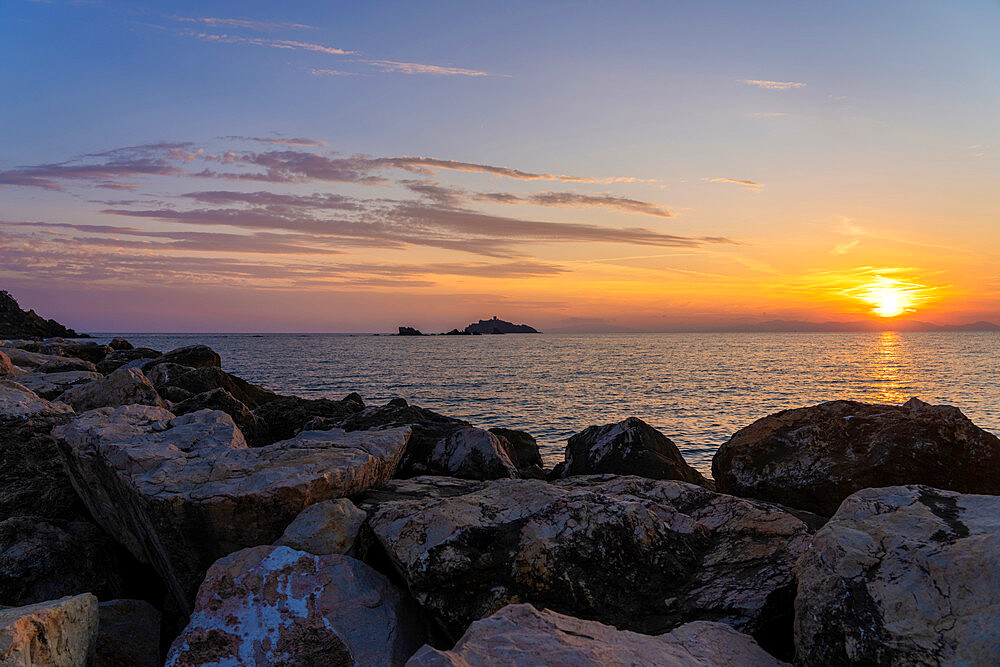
(2, 336, 998, 665)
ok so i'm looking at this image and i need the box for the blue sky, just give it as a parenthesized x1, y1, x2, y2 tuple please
(1, 0, 998, 331)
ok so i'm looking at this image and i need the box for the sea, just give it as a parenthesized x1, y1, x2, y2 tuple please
(88, 332, 1000, 476)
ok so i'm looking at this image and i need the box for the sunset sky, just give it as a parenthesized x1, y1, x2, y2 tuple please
(2, 0, 998, 332)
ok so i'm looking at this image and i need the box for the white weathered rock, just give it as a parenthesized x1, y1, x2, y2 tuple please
(0, 380, 73, 419)
(1, 347, 95, 372)
(16, 371, 102, 399)
(408, 603, 787, 666)
(275, 497, 367, 555)
(165, 546, 425, 666)
(95, 599, 161, 667)
(427, 426, 519, 479)
(369, 475, 811, 654)
(56, 367, 164, 412)
(55, 407, 412, 613)
(0, 593, 99, 666)
(795, 485, 1000, 665)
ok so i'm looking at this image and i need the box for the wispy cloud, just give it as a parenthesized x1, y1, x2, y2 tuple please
(183, 32, 354, 55)
(372, 156, 649, 183)
(743, 80, 806, 90)
(750, 112, 788, 117)
(309, 68, 357, 77)
(707, 178, 763, 188)
(221, 135, 328, 147)
(358, 59, 492, 77)
(0, 142, 190, 190)
(171, 16, 315, 31)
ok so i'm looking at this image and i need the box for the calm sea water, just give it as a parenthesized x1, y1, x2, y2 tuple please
(89, 332, 1000, 476)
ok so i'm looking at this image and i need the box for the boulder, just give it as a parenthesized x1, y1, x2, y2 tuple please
(165, 546, 425, 667)
(109, 337, 133, 351)
(2, 347, 92, 372)
(0, 380, 73, 420)
(713, 398, 1000, 516)
(96, 348, 161, 374)
(552, 417, 711, 488)
(275, 498, 367, 556)
(143, 344, 221, 371)
(16, 370, 102, 400)
(55, 405, 412, 613)
(36, 357, 99, 374)
(355, 476, 483, 511)
(0, 594, 98, 666)
(425, 426, 520, 480)
(56, 367, 164, 412)
(95, 599, 161, 667)
(0, 518, 135, 607)
(172, 387, 268, 446)
(0, 351, 12, 377)
(153, 366, 278, 410)
(795, 485, 1000, 665)
(18, 340, 110, 363)
(367, 475, 812, 655)
(488, 427, 545, 478)
(0, 410, 81, 520)
(407, 604, 787, 666)
(254, 392, 365, 444)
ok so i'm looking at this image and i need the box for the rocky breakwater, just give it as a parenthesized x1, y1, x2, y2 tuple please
(3, 329, 1000, 665)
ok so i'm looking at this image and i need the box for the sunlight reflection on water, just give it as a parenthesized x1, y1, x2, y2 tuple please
(96, 332, 1000, 476)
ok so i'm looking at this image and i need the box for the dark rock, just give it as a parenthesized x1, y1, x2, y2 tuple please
(795, 485, 1000, 665)
(368, 475, 811, 656)
(552, 417, 711, 488)
(0, 411, 83, 521)
(153, 366, 278, 410)
(0, 290, 83, 339)
(96, 348, 161, 374)
(398, 326, 424, 336)
(96, 599, 162, 667)
(0, 518, 133, 607)
(464, 316, 539, 334)
(19, 340, 110, 364)
(713, 398, 1000, 516)
(489, 427, 545, 478)
(0, 351, 13, 377)
(173, 388, 268, 447)
(443, 328, 469, 335)
(36, 357, 99, 374)
(254, 393, 365, 444)
(143, 344, 221, 371)
(108, 337, 133, 351)
(354, 476, 483, 512)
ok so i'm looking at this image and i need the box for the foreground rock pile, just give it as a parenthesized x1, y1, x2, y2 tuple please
(2, 335, 999, 665)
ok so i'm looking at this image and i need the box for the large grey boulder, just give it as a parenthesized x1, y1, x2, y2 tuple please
(426, 426, 520, 479)
(2, 347, 96, 372)
(795, 485, 1000, 665)
(552, 417, 711, 487)
(16, 370, 102, 400)
(367, 475, 812, 655)
(165, 546, 425, 666)
(95, 599, 162, 667)
(172, 387, 268, 446)
(56, 367, 164, 412)
(143, 344, 221, 371)
(54, 405, 412, 613)
(408, 603, 787, 666)
(0, 380, 72, 420)
(713, 398, 1000, 515)
(275, 497, 367, 556)
(0, 593, 99, 666)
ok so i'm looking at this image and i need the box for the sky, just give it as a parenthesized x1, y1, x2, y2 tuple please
(1, 0, 998, 332)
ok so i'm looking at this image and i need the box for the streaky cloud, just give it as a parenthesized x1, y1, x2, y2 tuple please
(708, 178, 763, 188)
(221, 136, 328, 147)
(170, 16, 315, 31)
(357, 59, 493, 77)
(743, 79, 806, 90)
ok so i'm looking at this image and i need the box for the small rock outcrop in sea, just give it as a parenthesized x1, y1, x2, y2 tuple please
(55, 404, 412, 613)
(397, 326, 424, 336)
(795, 485, 1000, 665)
(551, 417, 712, 488)
(0, 290, 85, 339)
(712, 398, 1000, 515)
(96, 599, 162, 667)
(464, 315, 539, 334)
(366, 475, 812, 655)
(0, 593, 99, 665)
(165, 546, 425, 667)
(407, 603, 788, 666)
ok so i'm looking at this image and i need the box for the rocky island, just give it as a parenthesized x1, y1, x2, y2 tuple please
(1, 325, 998, 663)
(396, 316, 540, 336)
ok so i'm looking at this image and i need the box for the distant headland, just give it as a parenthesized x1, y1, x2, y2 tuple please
(0, 290, 86, 339)
(397, 316, 540, 336)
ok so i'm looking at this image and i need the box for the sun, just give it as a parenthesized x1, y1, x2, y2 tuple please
(853, 276, 920, 318)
